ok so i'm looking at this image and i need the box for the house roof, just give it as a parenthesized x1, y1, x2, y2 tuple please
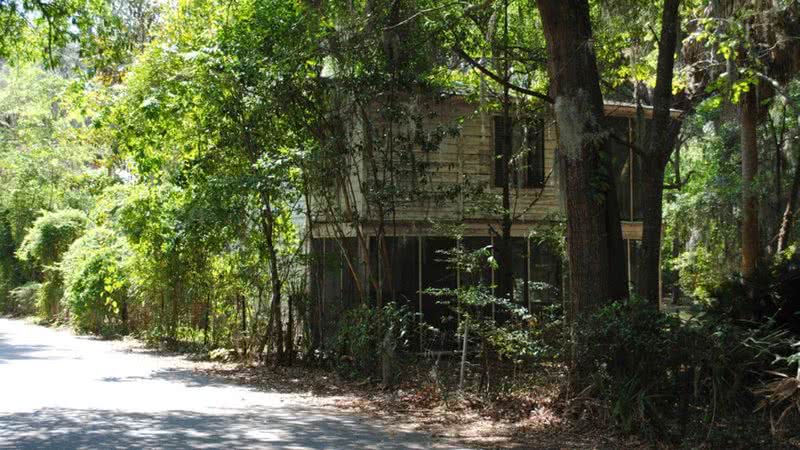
(435, 90, 683, 119)
(602, 101, 683, 119)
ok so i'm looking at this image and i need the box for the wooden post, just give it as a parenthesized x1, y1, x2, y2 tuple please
(418, 235, 423, 351)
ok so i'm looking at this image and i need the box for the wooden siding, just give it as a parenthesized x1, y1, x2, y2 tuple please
(351, 97, 563, 223)
(311, 95, 656, 238)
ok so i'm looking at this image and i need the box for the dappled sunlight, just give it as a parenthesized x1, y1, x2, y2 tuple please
(0, 407, 440, 450)
(0, 319, 465, 449)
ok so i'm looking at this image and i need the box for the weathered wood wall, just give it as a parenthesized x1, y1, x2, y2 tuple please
(309, 95, 660, 239)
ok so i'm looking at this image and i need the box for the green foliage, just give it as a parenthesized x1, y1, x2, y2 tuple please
(576, 298, 787, 437)
(487, 303, 564, 363)
(0, 209, 19, 313)
(17, 209, 87, 267)
(576, 300, 693, 434)
(427, 242, 562, 365)
(0, 65, 100, 249)
(331, 302, 414, 380)
(703, 246, 800, 333)
(61, 226, 131, 333)
(5, 282, 41, 316)
(14, 208, 86, 319)
(663, 102, 745, 303)
(36, 279, 64, 320)
(0, 0, 158, 73)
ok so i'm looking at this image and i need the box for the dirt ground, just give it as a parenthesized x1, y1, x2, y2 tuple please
(30, 320, 797, 450)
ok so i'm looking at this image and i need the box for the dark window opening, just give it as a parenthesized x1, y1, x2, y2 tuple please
(493, 116, 545, 189)
(421, 236, 459, 349)
(368, 236, 419, 308)
(529, 241, 562, 305)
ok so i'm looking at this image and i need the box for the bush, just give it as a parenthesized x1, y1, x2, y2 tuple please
(37, 279, 63, 319)
(61, 226, 131, 334)
(6, 282, 40, 316)
(0, 273, 10, 314)
(575, 299, 781, 437)
(16, 209, 87, 319)
(330, 302, 414, 381)
(17, 209, 87, 266)
(755, 343, 800, 435)
(575, 300, 690, 434)
(486, 302, 564, 364)
(705, 247, 800, 333)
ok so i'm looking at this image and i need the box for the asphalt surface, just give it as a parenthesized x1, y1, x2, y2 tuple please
(0, 318, 467, 449)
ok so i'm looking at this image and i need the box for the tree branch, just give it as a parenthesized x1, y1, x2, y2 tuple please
(384, 3, 462, 30)
(453, 46, 554, 103)
(610, 131, 648, 159)
(664, 170, 695, 190)
(756, 71, 800, 117)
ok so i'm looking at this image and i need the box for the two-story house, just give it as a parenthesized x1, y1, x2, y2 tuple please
(307, 93, 675, 347)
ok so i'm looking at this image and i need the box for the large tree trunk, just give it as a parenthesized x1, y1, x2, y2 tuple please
(636, 0, 682, 305)
(536, 0, 628, 316)
(741, 89, 760, 278)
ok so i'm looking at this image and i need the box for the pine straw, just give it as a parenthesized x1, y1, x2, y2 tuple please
(106, 333, 800, 448)
(192, 360, 645, 449)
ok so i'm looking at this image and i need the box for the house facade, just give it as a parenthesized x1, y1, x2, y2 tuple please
(307, 95, 671, 347)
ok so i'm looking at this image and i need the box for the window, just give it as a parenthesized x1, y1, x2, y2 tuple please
(493, 116, 545, 188)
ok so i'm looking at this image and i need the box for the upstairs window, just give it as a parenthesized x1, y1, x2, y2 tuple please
(493, 116, 545, 189)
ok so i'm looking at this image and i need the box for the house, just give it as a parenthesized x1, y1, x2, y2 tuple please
(307, 94, 676, 347)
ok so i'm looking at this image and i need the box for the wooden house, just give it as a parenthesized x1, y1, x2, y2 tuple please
(307, 94, 675, 346)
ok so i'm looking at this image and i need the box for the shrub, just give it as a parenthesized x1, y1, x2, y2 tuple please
(61, 226, 131, 334)
(17, 209, 87, 266)
(486, 302, 564, 364)
(0, 273, 10, 314)
(16, 209, 87, 318)
(6, 282, 40, 316)
(330, 302, 414, 381)
(705, 247, 800, 333)
(755, 343, 800, 435)
(574, 299, 782, 437)
(37, 279, 63, 319)
(575, 300, 690, 434)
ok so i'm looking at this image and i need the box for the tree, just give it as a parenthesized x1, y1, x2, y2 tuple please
(113, 0, 309, 359)
(636, 0, 683, 303)
(16, 208, 87, 317)
(740, 87, 760, 278)
(535, 0, 628, 316)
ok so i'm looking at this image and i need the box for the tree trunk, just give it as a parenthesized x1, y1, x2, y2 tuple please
(286, 292, 295, 366)
(459, 316, 469, 390)
(496, 3, 514, 303)
(254, 189, 284, 363)
(203, 292, 211, 346)
(536, 0, 628, 316)
(637, 0, 681, 305)
(776, 143, 800, 253)
(741, 89, 760, 278)
(498, 91, 514, 302)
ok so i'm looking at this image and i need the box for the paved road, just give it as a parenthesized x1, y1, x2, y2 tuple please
(0, 318, 466, 449)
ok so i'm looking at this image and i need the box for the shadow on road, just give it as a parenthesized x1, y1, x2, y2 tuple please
(0, 406, 434, 450)
(0, 321, 458, 449)
(0, 334, 51, 364)
(99, 367, 227, 389)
